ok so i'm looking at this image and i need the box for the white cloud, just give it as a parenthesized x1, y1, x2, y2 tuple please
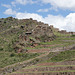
(37, 8, 49, 12)
(4, 8, 75, 32)
(43, 13, 75, 32)
(43, 15, 66, 30)
(37, 7, 58, 12)
(2, 4, 11, 8)
(41, 0, 75, 11)
(16, 12, 43, 21)
(11, 0, 36, 5)
(15, 12, 75, 32)
(4, 9, 16, 15)
(63, 13, 75, 31)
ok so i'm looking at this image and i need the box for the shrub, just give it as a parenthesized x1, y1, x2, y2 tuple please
(0, 48, 3, 51)
(10, 53, 15, 57)
(6, 44, 14, 52)
(72, 35, 75, 37)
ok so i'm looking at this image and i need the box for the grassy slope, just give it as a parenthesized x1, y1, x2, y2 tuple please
(0, 31, 75, 68)
(0, 17, 75, 69)
(0, 52, 40, 68)
(48, 50, 75, 62)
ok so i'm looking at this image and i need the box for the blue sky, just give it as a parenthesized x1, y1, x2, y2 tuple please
(0, 0, 75, 32)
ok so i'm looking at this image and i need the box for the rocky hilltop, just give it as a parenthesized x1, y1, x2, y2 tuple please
(0, 17, 55, 52)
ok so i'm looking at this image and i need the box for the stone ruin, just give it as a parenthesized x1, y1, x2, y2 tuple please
(13, 19, 75, 53)
(58, 30, 67, 34)
(50, 25, 59, 32)
(14, 21, 55, 53)
(50, 25, 75, 35)
(19, 24, 55, 44)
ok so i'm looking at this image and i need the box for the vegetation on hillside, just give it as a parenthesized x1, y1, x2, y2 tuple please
(0, 52, 40, 68)
(0, 17, 75, 69)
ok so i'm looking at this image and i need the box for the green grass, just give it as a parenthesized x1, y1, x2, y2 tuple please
(0, 52, 40, 68)
(11, 70, 75, 74)
(22, 35, 75, 52)
(25, 36, 69, 49)
(23, 65, 75, 69)
(39, 50, 75, 63)
(32, 38, 75, 49)
(0, 25, 75, 69)
(40, 36, 75, 45)
(57, 37, 75, 40)
(71, 35, 75, 37)
(54, 32, 70, 37)
(50, 50, 75, 62)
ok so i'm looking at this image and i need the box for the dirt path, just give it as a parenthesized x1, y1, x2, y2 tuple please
(62, 40, 75, 42)
(0, 51, 50, 75)
(1, 44, 75, 75)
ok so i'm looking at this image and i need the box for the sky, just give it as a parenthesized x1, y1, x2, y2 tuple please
(0, 0, 75, 32)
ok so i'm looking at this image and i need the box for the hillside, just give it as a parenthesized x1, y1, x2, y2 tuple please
(0, 17, 75, 75)
(0, 17, 55, 52)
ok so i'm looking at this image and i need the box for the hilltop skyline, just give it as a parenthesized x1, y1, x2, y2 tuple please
(0, 0, 75, 32)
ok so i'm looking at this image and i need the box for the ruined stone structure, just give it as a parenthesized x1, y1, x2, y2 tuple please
(50, 25, 59, 32)
(69, 32, 75, 35)
(50, 25, 75, 35)
(59, 30, 67, 34)
(13, 19, 55, 52)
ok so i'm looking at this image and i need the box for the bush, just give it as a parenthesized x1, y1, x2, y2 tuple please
(10, 53, 15, 57)
(6, 44, 14, 52)
(0, 48, 3, 51)
(35, 58, 40, 62)
(17, 53, 24, 57)
(72, 35, 75, 37)
(50, 50, 75, 62)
